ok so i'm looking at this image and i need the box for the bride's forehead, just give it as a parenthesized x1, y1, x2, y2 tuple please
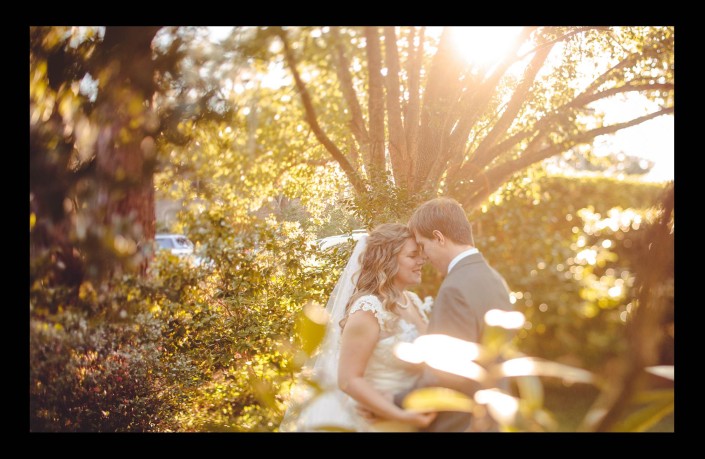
(401, 238, 420, 250)
(413, 234, 431, 244)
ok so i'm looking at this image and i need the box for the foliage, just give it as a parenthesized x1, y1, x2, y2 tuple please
(343, 175, 433, 228)
(30, 165, 672, 432)
(469, 174, 670, 372)
(30, 26, 673, 433)
(145, 216, 353, 431)
(29, 225, 350, 432)
(29, 273, 183, 431)
(241, 26, 674, 212)
(577, 182, 674, 431)
(29, 26, 360, 431)
(30, 26, 177, 431)
(30, 26, 169, 285)
(154, 97, 353, 236)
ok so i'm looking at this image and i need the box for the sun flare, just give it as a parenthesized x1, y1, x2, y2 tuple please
(448, 27, 525, 69)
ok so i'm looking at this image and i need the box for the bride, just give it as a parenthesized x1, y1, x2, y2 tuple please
(280, 223, 436, 432)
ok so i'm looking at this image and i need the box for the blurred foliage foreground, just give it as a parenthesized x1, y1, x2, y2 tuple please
(29, 177, 673, 432)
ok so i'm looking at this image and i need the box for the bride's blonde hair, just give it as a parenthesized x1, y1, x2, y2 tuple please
(340, 223, 413, 329)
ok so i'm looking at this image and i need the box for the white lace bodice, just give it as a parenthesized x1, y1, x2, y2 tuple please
(344, 292, 432, 431)
(348, 291, 431, 328)
(281, 292, 433, 433)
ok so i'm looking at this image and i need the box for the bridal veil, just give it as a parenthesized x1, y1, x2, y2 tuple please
(279, 234, 368, 431)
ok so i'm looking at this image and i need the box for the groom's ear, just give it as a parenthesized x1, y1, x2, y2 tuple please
(432, 230, 444, 244)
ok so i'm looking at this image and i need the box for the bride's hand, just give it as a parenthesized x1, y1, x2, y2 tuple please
(355, 391, 394, 423)
(355, 403, 380, 422)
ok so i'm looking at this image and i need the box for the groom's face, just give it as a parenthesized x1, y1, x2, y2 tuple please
(413, 232, 444, 273)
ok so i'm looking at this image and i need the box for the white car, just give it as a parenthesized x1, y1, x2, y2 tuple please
(155, 233, 212, 268)
(316, 229, 367, 251)
(155, 233, 195, 256)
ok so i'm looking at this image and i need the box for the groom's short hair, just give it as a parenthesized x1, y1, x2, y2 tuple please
(409, 197, 474, 245)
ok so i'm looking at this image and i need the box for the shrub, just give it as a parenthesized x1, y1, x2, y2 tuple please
(468, 175, 669, 371)
(29, 304, 176, 431)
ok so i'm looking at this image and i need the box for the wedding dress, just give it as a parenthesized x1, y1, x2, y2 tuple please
(279, 236, 431, 432)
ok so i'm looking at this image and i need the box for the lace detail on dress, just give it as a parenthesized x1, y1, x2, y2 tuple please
(322, 291, 434, 432)
(406, 291, 433, 322)
(348, 295, 397, 334)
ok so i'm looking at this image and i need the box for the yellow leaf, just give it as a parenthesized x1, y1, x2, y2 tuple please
(514, 375, 544, 410)
(402, 387, 474, 413)
(295, 301, 328, 356)
(611, 396, 674, 432)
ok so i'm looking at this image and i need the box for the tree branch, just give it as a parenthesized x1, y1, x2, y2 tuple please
(365, 26, 386, 180)
(383, 26, 410, 187)
(447, 26, 537, 156)
(329, 27, 369, 159)
(415, 28, 466, 191)
(459, 41, 554, 178)
(460, 107, 673, 210)
(405, 26, 424, 181)
(277, 28, 366, 195)
(584, 55, 637, 94)
(567, 83, 674, 110)
(471, 82, 674, 175)
(516, 26, 608, 60)
(569, 106, 673, 144)
(460, 133, 557, 211)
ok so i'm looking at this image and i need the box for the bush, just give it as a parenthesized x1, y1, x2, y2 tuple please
(468, 175, 669, 371)
(145, 215, 352, 431)
(30, 173, 671, 432)
(29, 304, 175, 431)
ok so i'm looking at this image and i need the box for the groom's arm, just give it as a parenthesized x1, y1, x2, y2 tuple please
(394, 284, 481, 407)
(427, 283, 481, 342)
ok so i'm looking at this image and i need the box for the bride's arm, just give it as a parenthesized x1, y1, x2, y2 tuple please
(338, 310, 434, 428)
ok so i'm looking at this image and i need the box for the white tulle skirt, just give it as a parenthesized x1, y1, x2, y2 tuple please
(279, 364, 420, 432)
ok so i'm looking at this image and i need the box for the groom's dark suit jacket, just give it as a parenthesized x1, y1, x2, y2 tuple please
(398, 251, 513, 432)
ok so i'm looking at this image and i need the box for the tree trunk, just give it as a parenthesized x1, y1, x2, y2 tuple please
(383, 27, 410, 188)
(365, 27, 386, 182)
(94, 26, 161, 276)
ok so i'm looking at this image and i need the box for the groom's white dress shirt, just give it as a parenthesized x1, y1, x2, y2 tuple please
(447, 248, 479, 274)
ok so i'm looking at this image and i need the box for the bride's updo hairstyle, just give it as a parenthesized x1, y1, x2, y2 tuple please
(340, 223, 413, 329)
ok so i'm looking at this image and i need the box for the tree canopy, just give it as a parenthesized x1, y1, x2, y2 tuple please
(213, 26, 673, 217)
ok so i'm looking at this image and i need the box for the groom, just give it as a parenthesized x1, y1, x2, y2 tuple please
(397, 197, 513, 432)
